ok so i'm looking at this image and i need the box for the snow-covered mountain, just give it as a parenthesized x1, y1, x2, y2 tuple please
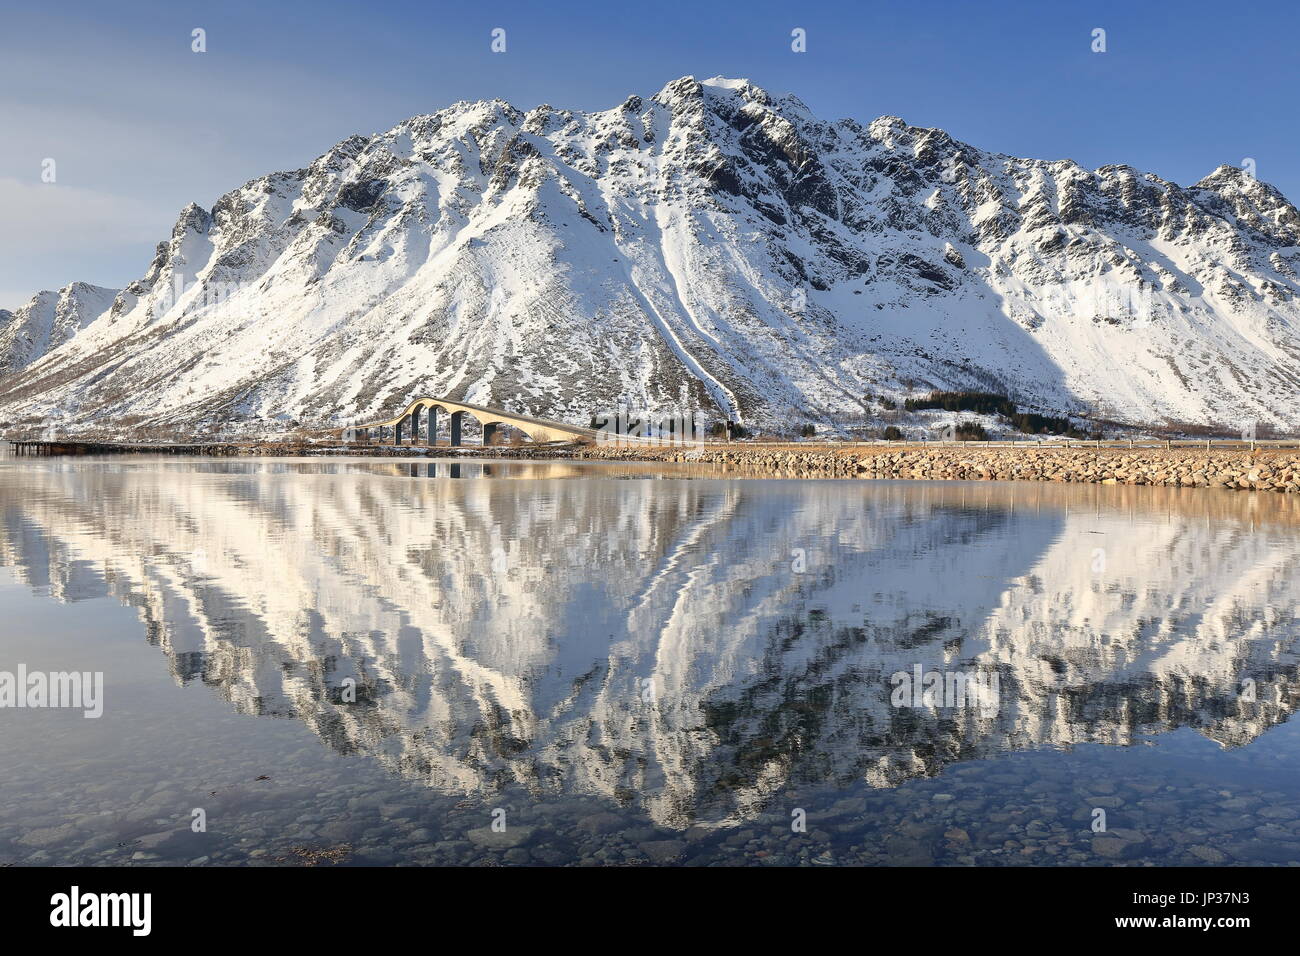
(0, 282, 118, 377)
(2, 75, 1299, 436)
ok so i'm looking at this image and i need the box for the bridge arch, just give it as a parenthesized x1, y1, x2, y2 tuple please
(347, 397, 599, 447)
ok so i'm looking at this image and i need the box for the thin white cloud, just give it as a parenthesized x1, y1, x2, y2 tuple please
(0, 177, 173, 308)
(0, 177, 164, 248)
(0, 30, 414, 308)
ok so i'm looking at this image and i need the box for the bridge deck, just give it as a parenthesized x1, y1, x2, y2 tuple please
(351, 397, 600, 444)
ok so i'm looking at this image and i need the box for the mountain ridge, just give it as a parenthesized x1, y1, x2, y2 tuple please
(2, 74, 1298, 437)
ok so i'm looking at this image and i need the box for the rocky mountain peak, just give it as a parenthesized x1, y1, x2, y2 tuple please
(2, 78, 1298, 438)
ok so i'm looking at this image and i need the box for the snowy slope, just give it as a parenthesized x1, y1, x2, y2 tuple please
(2, 76, 1298, 436)
(0, 282, 118, 377)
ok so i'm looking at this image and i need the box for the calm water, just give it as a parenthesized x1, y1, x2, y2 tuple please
(1, 455, 1299, 866)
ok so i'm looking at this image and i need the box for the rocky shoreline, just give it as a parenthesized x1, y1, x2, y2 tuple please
(12, 439, 1300, 493)
(578, 443, 1300, 492)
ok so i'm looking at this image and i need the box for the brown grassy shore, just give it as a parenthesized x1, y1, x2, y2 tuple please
(576, 441, 1300, 492)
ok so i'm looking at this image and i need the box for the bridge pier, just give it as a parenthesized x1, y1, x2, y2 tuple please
(352, 396, 600, 448)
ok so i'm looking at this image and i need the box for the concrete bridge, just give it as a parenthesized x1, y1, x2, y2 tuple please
(348, 397, 600, 446)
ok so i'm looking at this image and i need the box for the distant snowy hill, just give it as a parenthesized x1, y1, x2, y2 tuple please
(0, 282, 118, 377)
(2, 75, 1298, 437)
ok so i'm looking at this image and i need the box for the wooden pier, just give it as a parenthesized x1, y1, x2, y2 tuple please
(7, 440, 249, 457)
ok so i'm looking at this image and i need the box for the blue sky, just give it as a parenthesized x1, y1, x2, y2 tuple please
(2, 0, 1297, 308)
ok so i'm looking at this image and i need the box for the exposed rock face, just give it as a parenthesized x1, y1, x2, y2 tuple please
(2, 76, 1299, 436)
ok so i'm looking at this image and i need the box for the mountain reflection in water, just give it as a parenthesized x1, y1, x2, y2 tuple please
(1, 457, 1298, 837)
